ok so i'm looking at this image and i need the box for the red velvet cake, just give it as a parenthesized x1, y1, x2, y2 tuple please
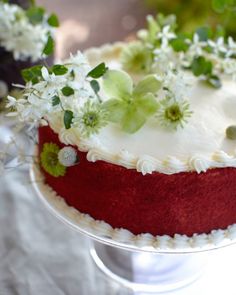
(9, 16, 236, 247)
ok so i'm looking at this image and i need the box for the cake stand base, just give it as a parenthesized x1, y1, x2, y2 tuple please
(90, 241, 207, 293)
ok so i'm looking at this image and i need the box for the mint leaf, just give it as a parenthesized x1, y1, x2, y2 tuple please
(47, 13, 59, 27)
(103, 70, 133, 100)
(87, 63, 108, 79)
(52, 95, 60, 106)
(21, 65, 43, 84)
(43, 35, 54, 56)
(207, 75, 222, 89)
(52, 65, 68, 76)
(212, 0, 227, 13)
(102, 99, 127, 123)
(61, 86, 74, 96)
(134, 75, 161, 97)
(64, 110, 74, 129)
(26, 7, 45, 24)
(191, 56, 213, 77)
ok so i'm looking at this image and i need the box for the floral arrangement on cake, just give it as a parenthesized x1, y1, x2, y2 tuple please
(2, 14, 236, 177)
(0, 0, 58, 62)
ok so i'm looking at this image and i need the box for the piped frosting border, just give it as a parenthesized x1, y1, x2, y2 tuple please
(31, 164, 236, 252)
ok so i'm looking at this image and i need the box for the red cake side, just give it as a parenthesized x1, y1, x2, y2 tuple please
(38, 126, 236, 237)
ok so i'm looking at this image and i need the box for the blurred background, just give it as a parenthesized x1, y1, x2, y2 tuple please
(37, 0, 236, 60)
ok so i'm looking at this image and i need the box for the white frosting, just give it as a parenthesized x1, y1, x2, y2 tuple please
(45, 43, 236, 175)
(31, 164, 236, 252)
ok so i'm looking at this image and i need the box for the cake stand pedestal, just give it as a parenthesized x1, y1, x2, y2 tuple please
(90, 241, 207, 293)
(30, 166, 234, 294)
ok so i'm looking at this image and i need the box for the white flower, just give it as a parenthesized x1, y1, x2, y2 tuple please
(156, 25, 176, 47)
(222, 58, 236, 81)
(208, 37, 227, 55)
(0, 2, 54, 62)
(162, 69, 194, 101)
(58, 147, 78, 167)
(187, 34, 206, 57)
(227, 37, 236, 57)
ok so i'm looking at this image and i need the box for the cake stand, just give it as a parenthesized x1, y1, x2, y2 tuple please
(30, 165, 236, 294)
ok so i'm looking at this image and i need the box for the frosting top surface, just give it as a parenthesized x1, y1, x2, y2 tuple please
(48, 43, 236, 174)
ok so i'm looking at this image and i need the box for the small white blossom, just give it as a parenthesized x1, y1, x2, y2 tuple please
(227, 37, 236, 57)
(208, 37, 227, 55)
(58, 147, 78, 167)
(187, 34, 207, 57)
(0, 3, 54, 62)
(156, 25, 176, 47)
(222, 58, 236, 81)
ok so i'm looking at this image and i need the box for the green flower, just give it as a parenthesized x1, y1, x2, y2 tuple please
(156, 98, 193, 130)
(40, 143, 66, 177)
(102, 70, 161, 133)
(73, 101, 108, 137)
(121, 42, 152, 73)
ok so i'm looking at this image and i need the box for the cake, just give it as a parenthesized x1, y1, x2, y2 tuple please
(9, 15, 236, 247)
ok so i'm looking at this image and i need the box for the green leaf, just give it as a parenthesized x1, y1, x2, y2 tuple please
(87, 63, 108, 79)
(191, 56, 213, 77)
(196, 26, 212, 41)
(52, 65, 68, 76)
(133, 75, 161, 97)
(47, 13, 59, 27)
(61, 86, 74, 96)
(90, 80, 100, 94)
(103, 70, 133, 100)
(52, 95, 60, 106)
(171, 35, 189, 52)
(43, 35, 54, 56)
(121, 106, 147, 134)
(26, 6, 45, 24)
(21, 65, 43, 84)
(64, 110, 74, 129)
(135, 93, 159, 117)
(207, 75, 222, 89)
(212, 0, 227, 13)
(102, 99, 127, 123)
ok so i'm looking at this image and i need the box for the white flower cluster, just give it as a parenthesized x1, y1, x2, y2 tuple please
(7, 52, 96, 128)
(153, 25, 236, 79)
(0, 3, 54, 62)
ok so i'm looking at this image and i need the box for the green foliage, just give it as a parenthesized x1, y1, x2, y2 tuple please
(21, 65, 43, 84)
(64, 110, 74, 129)
(52, 95, 60, 106)
(61, 86, 74, 96)
(47, 13, 59, 27)
(226, 125, 236, 139)
(43, 35, 54, 56)
(26, 6, 45, 24)
(191, 56, 213, 77)
(87, 63, 108, 79)
(52, 65, 68, 76)
(90, 80, 100, 95)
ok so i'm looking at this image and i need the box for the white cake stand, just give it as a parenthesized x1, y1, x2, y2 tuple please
(30, 165, 236, 293)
